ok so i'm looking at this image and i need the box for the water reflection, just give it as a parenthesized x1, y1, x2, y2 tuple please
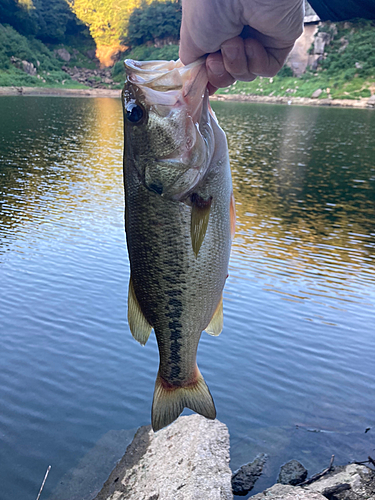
(1, 97, 375, 499)
(213, 102, 375, 306)
(0, 97, 123, 250)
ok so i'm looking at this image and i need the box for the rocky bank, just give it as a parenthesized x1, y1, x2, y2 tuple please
(1, 86, 375, 109)
(92, 415, 375, 500)
(94, 415, 232, 500)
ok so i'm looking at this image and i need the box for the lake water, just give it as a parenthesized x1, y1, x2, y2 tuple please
(0, 96, 374, 499)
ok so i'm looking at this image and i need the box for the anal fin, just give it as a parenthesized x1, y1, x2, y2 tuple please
(205, 295, 223, 336)
(128, 276, 152, 345)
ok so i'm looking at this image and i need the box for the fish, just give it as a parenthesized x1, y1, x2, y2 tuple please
(122, 58, 235, 432)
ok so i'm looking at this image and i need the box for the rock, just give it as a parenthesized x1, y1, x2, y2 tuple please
(305, 464, 375, 500)
(232, 453, 268, 496)
(277, 459, 308, 485)
(310, 54, 323, 71)
(94, 414, 232, 500)
(312, 89, 323, 98)
(21, 60, 37, 76)
(47, 429, 136, 500)
(367, 95, 375, 107)
(314, 31, 331, 55)
(55, 48, 71, 62)
(86, 49, 97, 60)
(250, 484, 326, 499)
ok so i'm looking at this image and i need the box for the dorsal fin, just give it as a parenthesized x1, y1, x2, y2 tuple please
(128, 276, 152, 345)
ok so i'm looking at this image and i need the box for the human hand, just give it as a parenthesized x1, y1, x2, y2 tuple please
(179, 0, 304, 92)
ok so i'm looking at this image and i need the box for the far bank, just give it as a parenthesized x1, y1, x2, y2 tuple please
(1, 86, 374, 109)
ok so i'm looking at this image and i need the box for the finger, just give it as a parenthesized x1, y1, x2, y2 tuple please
(207, 83, 218, 96)
(206, 52, 236, 89)
(244, 38, 293, 77)
(221, 37, 257, 82)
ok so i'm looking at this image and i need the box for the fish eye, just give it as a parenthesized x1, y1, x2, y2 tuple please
(125, 102, 145, 124)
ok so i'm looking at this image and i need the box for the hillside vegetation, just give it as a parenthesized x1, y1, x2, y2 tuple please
(0, 0, 374, 100)
(217, 20, 375, 100)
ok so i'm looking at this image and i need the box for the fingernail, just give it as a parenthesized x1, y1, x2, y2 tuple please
(207, 58, 225, 77)
(221, 44, 239, 62)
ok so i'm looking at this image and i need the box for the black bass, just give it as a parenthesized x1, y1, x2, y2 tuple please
(122, 58, 235, 431)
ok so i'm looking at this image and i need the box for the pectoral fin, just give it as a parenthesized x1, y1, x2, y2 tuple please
(128, 277, 152, 345)
(205, 295, 223, 336)
(191, 193, 212, 257)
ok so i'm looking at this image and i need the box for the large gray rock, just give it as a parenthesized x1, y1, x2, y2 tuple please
(232, 453, 268, 496)
(94, 414, 232, 500)
(312, 89, 323, 99)
(305, 464, 375, 499)
(314, 31, 331, 55)
(277, 459, 308, 486)
(251, 464, 375, 500)
(250, 484, 326, 499)
(55, 48, 71, 62)
(21, 60, 36, 76)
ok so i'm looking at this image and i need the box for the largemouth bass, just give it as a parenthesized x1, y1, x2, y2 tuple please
(122, 58, 235, 431)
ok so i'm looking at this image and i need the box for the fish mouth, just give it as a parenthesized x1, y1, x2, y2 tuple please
(125, 58, 214, 201)
(124, 58, 209, 124)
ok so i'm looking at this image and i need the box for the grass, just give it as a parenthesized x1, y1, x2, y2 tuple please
(216, 73, 374, 100)
(1, 19, 374, 99)
(0, 68, 89, 88)
(0, 23, 93, 88)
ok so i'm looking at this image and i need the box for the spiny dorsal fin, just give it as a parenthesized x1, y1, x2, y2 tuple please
(205, 295, 223, 336)
(128, 276, 152, 345)
(190, 193, 212, 257)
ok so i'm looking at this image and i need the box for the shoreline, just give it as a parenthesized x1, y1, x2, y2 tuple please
(210, 92, 375, 109)
(0, 86, 374, 108)
(0, 86, 121, 98)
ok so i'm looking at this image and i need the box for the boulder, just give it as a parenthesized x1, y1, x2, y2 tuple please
(86, 49, 97, 60)
(311, 89, 323, 98)
(94, 415, 232, 500)
(277, 459, 308, 486)
(305, 464, 375, 500)
(250, 484, 326, 499)
(55, 48, 71, 62)
(314, 31, 331, 55)
(232, 453, 268, 496)
(21, 60, 36, 76)
(367, 95, 375, 107)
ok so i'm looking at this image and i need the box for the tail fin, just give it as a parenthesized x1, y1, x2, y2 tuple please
(151, 369, 216, 432)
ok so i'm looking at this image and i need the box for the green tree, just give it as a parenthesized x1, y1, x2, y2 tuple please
(0, 0, 88, 42)
(126, 0, 181, 48)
